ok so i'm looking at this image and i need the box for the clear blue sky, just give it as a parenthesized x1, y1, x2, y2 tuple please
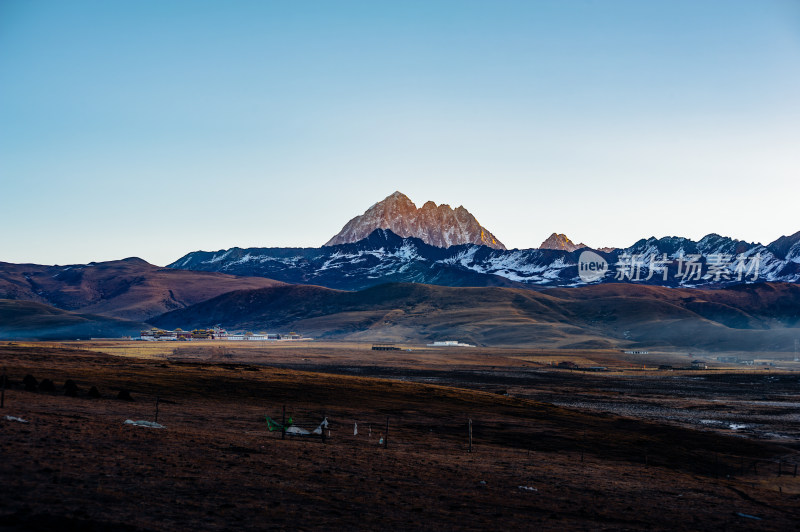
(2, 0, 799, 265)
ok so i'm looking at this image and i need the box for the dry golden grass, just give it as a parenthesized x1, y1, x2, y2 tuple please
(1, 342, 799, 530)
(1, 342, 799, 531)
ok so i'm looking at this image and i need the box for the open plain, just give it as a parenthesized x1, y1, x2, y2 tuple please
(1, 341, 799, 531)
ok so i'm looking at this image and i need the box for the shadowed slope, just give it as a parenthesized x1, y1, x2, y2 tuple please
(0, 299, 147, 339)
(0, 257, 284, 321)
(150, 282, 800, 350)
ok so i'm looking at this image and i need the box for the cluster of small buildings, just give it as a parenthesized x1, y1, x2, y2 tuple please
(371, 343, 401, 351)
(140, 327, 308, 342)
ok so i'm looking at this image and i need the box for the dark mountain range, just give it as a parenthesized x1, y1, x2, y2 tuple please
(0, 257, 284, 321)
(149, 282, 800, 351)
(170, 230, 527, 291)
(169, 229, 800, 291)
(325, 191, 506, 249)
(0, 299, 146, 340)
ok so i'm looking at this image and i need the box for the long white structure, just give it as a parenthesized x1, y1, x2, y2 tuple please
(426, 340, 474, 347)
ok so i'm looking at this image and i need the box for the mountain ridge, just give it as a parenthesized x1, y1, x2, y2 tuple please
(170, 228, 800, 290)
(0, 257, 285, 321)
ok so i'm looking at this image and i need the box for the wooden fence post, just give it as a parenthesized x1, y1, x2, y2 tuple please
(282, 405, 286, 440)
(581, 430, 586, 463)
(0, 368, 6, 409)
(468, 418, 472, 453)
(384, 416, 389, 449)
(154, 396, 160, 423)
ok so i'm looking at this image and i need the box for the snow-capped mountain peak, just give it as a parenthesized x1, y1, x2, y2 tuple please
(172, 228, 800, 290)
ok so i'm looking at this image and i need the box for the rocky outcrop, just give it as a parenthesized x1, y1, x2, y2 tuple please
(324, 191, 506, 250)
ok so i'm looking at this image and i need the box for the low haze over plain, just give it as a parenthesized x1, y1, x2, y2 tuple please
(2, 0, 798, 265)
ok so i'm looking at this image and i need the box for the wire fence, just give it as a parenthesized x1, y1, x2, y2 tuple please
(3, 366, 798, 482)
(257, 405, 800, 480)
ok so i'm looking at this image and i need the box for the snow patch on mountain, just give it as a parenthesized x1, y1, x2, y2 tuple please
(169, 228, 800, 290)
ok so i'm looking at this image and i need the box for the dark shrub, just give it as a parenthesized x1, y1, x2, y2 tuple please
(64, 379, 79, 397)
(117, 389, 134, 401)
(87, 386, 101, 398)
(39, 379, 56, 392)
(22, 374, 38, 392)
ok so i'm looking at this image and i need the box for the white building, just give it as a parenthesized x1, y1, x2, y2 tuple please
(426, 340, 474, 347)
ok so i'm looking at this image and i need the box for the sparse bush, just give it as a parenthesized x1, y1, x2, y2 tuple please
(117, 389, 134, 401)
(64, 379, 79, 397)
(22, 374, 38, 391)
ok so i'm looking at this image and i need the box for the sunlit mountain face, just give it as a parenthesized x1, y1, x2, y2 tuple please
(324, 191, 506, 250)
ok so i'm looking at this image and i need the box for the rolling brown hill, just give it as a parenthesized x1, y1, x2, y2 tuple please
(0, 299, 147, 340)
(150, 282, 800, 351)
(0, 257, 284, 321)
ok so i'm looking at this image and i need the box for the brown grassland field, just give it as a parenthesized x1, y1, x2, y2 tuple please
(1, 340, 799, 531)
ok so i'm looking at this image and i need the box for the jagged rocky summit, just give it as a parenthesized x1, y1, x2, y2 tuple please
(539, 233, 586, 252)
(324, 191, 506, 250)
